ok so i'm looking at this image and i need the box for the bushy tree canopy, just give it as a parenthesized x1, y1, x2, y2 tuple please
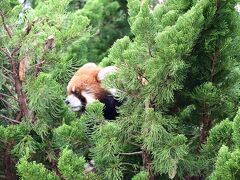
(0, 0, 240, 179)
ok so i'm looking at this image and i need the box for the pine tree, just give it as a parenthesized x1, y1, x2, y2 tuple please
(93, 0, 240, 179)
(209, 110, 240, 179)
(1, 0, 240, 179)
(0, 0, 128, 179)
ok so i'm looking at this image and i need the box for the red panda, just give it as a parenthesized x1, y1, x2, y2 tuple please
(65, 63, 120, 119)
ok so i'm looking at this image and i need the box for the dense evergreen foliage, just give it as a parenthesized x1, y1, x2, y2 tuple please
(0, 0, 240, 179)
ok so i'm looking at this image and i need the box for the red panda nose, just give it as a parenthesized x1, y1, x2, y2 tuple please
(65, 99, 70, 104)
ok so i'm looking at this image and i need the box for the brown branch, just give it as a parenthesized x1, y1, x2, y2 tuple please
(210, 48, 220, 82)
(128, 141, 142, 148)
(34, 60, 45, 76)
(215, 0, 220, 10)
(11, 60, 30, 118)
(198, 48, 220, 147)
(1, 64, 15, 75)
(1, 47, 12, 60)
(11, 46, 21, 57)
(0, 15, 35, 121)
(34, 35, 54, 76)
(0, 114, 20, 124)
(142, 150, 154, 180)
(140, 71, 155, 180)
(2, 47, 31, 119)
(0, 175, 6, 179)
(15, 112, 22, 122)
(3, 142, 17, 180)
(0, 12, 13, 38)
(119, 151, 143, 156)
(2, 84, 18, 101)
(0, 92, 17, 101)
(199, 102, 212, 146)
(0, 97, 18, 110)
(1, 71, 14, 84)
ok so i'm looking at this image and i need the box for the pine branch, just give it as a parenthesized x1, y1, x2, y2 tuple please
(210, 47, 220, 82)
(0, 92, 17, 101)
(119, 151, 143, 156)
(2, 47, 31, 119)
(3, 142, 17, 179)
(15, 112, 22, 122)
(0, 97, 18, 110)
(199, 102, 212, 146)
(0, 11, 13, 38)
(128, 141, 142, 148)
(2, 84, 18, 101)
(142, 150, 154, 180)
(1, 71, 14, 84)
(35, 35, 54, 76)
(140, 62, 154, 180)
(0, 114, 20, 124)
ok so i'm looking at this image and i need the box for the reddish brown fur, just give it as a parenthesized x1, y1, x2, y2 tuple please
(67, 66, 106, 99)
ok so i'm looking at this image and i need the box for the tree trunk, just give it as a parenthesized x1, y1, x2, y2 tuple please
(142, 150, 155, 180)
(11, 59, 30, 119)
(3, 143, 16, 180)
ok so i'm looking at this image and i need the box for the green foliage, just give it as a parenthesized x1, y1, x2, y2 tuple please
(200, 119, 234, 174)
(1, 0, 129, 178)
(100, 36, 131, 66)
(233, 109, 240, 147)
(12, 135, 39, 158)
(0, 123, 29, 142)
(58, 148, 96, 180)
(127, 0, 141, 25)
(53, 101, 104, 154)
(17, 156, 59, 180)
(27, 73, 64, 121)
(101, 0, 240, 178)
(201, 119, 233, 157)
(1, 0, 240, 179)
(203, 110, 240, 179)
(78, 0, 130, 62)
(210, 146, 240, 180)
(132, 171, 148, 180)
(53, 119, 88, 153)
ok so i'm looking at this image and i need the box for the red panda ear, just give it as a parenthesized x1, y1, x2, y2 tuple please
(82, 62, 97, 68)
(97, 66, 117, 82)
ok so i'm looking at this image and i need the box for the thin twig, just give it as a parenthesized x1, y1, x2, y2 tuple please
(119, 151, 143, 156)
(2, 84, 17, 101)
(0, 92, 16, 100)
(128, 141, 142, 148)
(0, 72, 14, 84)
(0, 64, 14, 75)
(0, 47, 13, 61)
(0, 98, 18, 110)
(0, 114, 20, 124)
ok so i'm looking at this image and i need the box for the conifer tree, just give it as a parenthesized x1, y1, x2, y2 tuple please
(0, 0, 128, 178)
(1, 0, 240, 179)
(95, 0, 240, 179)
(209, 110, 240, 179)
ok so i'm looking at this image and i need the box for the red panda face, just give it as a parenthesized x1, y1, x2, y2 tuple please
(65, 63, 117, 114)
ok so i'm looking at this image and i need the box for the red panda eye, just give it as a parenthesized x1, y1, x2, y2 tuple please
(73, 91, 79, 95)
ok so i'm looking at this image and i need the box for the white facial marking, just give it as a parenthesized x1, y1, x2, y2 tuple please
(97, 66, 117, 81)
(71, 86, 76, 92)
(81, 90, 96, 105)
(65, 94, 82, 111)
